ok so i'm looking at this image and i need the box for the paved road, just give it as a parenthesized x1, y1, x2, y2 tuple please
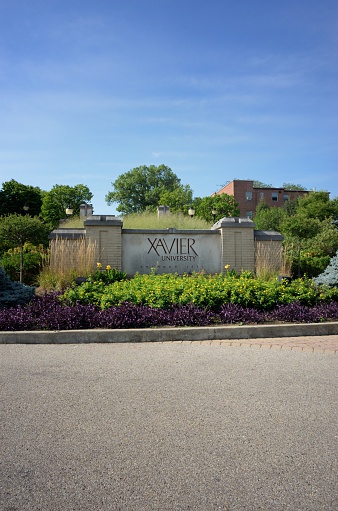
(1, 340, 337, 510)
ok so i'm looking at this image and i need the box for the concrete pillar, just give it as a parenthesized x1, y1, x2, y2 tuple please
(84, 215, 123, 270)
(157, 205, 170, 217)
(216, 217, 255, 273)
(80, 203, 93, 218)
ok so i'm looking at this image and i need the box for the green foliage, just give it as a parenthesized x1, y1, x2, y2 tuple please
(253, 181, 272, 188)
(105, 164, 189, 215)
(158, 184, 193, 214)
(254, 192, 338, 278)
(281, 213, 322, 240)
(0, 214, 50, 250)
(296, 191, 336, 221)
(302, 219, 338, 257)
(254, 201, 286, 231)
(0, 179, 43, 217)
(89, 264, 127, 285)
(192, 194, 240, 223)
(41, 184, 93, 228)
(60, 216, 84, 228)
(122, 211, 210, 229)
(1, 243, 46, 285)
(0, 266, 35, 308)
(292, 254, 330, 279)
(283, 183, 307, 191)
(62, 272, 338, 311)
(313, 251, 338, 287)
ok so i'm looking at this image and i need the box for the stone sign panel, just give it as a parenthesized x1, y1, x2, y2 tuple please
(50, 216, 283, 276)
(122, 229, 221, 276)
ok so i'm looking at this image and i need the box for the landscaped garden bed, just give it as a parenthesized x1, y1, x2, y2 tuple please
(1, 270, 338, 331)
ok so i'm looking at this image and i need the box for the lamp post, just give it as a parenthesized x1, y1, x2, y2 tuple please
(212, 209, 217, 223)
(188, 207, 195, 218)
(23, 205, 29, 213)
(65, 207, 73, 217)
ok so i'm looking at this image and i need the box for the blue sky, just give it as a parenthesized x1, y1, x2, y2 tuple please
(0, 0, 337, 215)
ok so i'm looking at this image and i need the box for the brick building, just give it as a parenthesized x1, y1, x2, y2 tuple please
(214, 180, 309, 218)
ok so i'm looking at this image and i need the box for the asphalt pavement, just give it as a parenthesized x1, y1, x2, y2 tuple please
(1, 341, 337, 510)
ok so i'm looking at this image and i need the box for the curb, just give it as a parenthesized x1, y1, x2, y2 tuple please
(1, 322, 338, 344)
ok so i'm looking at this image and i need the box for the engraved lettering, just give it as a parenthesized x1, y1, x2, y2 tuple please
(188, 238, 198, 256)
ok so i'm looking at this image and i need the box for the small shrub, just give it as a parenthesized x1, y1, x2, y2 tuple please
(89, 264, 127, 285)
(0, 266, 35, 308)
(1, 293, 338, 331)
(62, 271, 338, 311)
(313, 251, 338, 287)
(269, 301, 338, 323)
(218, 303, 267, 324)
(294, 254, 330, 279)
(1, 243, 46, 285)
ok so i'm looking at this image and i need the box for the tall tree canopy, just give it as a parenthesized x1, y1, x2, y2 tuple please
(253, 200, 286, 231)
(192, 194, 240, 223)
(253, 191, 338, 277)
(253, 180, 272, 188)
(296, 191, 337, 221)
(0, 179, 43, 217)
(283, 182, 307, 191)
(159, 185, 193, 214)
(106, 165, 190, 215)
(41, 184, 93, 227)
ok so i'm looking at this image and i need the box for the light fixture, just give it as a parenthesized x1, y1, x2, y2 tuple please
(65, 207, 73, 217)
(23, 205, 29, 212)
(212, 209, 217, 222)
(188, 207, 195, 218)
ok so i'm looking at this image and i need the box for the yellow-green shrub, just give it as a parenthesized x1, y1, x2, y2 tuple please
(62, 272, 338, 311)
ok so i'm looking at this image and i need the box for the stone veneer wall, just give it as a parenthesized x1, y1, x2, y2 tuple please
(49, 216, 283, 275)
(84, 216, 123, 270)
(213, 217, 255, 273)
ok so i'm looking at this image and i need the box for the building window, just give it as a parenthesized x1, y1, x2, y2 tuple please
(246, 191, 252, 200)
(272, 192, 278, 201)
(284, 195, 289, 202)
(246, 211, 253, 219)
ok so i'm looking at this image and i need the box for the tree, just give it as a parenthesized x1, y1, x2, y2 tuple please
(0, 214, 50, 282)
(0, 179, 43, 217)
(281, 213, 322, 277)
(296, 191, 337, 221)
(253, 180, 272, 188)
(41, 184, 93, 227)
(253, 192, 338, 278)
(159, 185, 193, 214)
(253, 200, 286, 231)
(106, 165, 187, 215)
(302, 219, 338, 258)
(283, 183, 307, 191)
(192, 194, 240, 223)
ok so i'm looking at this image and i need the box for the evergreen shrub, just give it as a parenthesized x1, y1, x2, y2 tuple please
(0, 266, 35, 308)
(313, 251, 338, 287)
